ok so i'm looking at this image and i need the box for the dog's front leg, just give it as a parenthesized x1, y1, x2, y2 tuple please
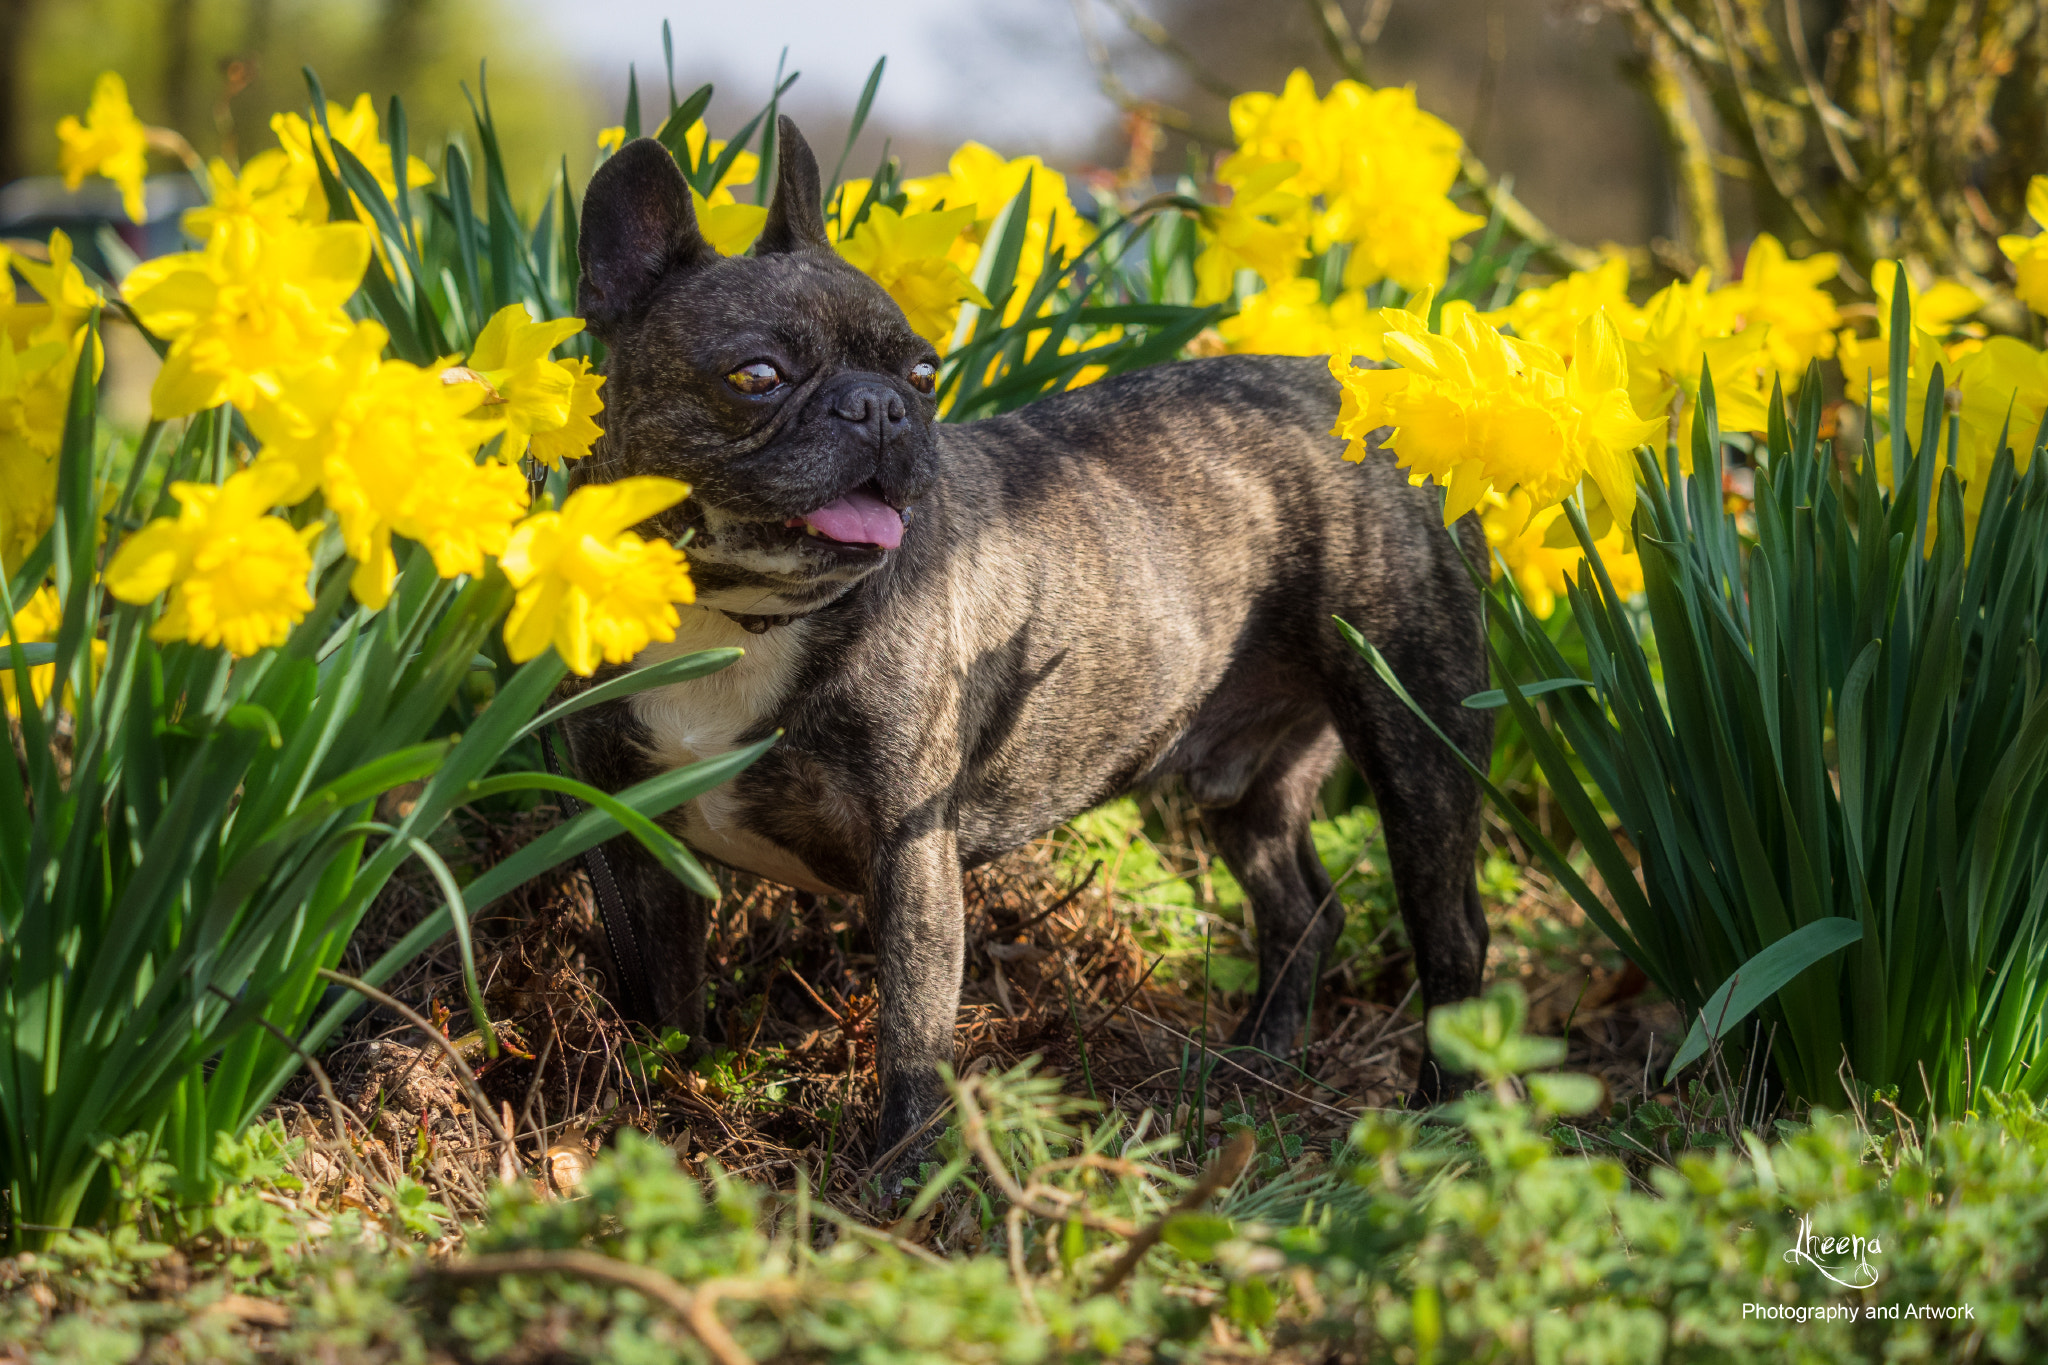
(869, 819, 964, 1185)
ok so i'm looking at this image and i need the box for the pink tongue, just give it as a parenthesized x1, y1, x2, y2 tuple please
(799, 489, 904, 548)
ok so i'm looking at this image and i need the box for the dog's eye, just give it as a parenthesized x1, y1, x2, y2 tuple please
(908, 361, 937, 395)
(726, 361, 784, 396)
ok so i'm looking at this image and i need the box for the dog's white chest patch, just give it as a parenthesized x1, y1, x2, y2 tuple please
(628, 611, 842, 895)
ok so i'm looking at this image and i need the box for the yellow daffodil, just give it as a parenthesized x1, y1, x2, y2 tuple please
(680, 121, 759, 205)
(245, 322, 389, 504)
(1879, 270, 1985, 339)
(5, 231, 104, 349)
(1, 238, 102, 573)
(104, 462, 318, 657)
(1, 585, 108, 716)
(57, 72, 150, 222)
(1331, 305, 1660, 527)
(181, 151, 309, 244)
(1843, 270, 1969, 487)
(1839, 262, 1983, 410)
(1722, 234, 1841, 382)
(5, 586, 59, 715)
(271, 94, 434, 217)
(1482, 254, 1639, 360)
(123, 218, 371, 419)
(1622, 270, 1775, 446)
(827, 178, 874, 242)
(531, 358, 607, 468)
(900, 143, 1095, 313)
(1999, 176, 2048, 317)
(462, 303, 604, 465)
(1220, 278, 1333, 355)
(246, 322, 523, 607)
(0, 330, 88, 573)
(597, 126, 626, 157)
(836, 204, 989, 346)
(0, 352, 60, 572)
(1481, 488, 1644, 620)
(692, 186, 767, 257)
(1221, 69, 1344, 203)
(1867, 332, 2048, 535)
(1950, 340, 2048, 481)
(1194, 159, 1311, 305)
(1338, 180, 1486, 296)
(1828, 261, 2044, 541)
(500, 477, 696, 676)
(906, 144, 1093, 257)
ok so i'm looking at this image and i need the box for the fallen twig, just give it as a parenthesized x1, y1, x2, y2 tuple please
(1093, 1128, 1255, 1297)
(953, 1077, 1140, 1238)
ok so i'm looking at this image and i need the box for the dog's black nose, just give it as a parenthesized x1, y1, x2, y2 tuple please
(831, 382, 909, 437)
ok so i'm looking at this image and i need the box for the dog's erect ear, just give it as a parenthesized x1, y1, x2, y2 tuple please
(754, 116, 832, 255)
(577, 138, 715, 332)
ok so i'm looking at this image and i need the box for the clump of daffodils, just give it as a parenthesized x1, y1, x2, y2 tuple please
(1217, 71, 1483, 300)
(1846, 261, 2043, 540)
(1192, 69, 1483, 353)
(25, 74, 692, 678)
(1331, 297, 1661, 531)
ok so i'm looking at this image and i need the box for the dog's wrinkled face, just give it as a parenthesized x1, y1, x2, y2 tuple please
(574, 119, 940, 613)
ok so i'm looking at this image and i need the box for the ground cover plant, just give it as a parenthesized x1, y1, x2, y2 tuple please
(7, 13, 2048, 1361)
(7, 986, 2048, 1362)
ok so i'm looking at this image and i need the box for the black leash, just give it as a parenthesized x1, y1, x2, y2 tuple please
(527, 460, 659, 1027)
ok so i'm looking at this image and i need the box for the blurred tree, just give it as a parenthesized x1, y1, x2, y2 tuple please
(1073, 0, 2048, 319)
(1071, 0, 1662, 271)
(9, 0, 598, 212)
(162, 0, 199, 136)
(0, 0, 37, 184)
(1604, 0, 2046, 320)
(375, 0, 438, 103)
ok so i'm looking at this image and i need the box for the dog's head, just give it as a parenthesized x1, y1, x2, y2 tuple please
(574, 117, 940, 613)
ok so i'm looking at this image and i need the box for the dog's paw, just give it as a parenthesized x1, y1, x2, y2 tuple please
(870, 1078, 947, 1194)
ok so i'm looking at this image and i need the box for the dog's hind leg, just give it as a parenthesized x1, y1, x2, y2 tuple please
(1207, 723, 1346, 1068)
(1325, 616, 1492, 1105)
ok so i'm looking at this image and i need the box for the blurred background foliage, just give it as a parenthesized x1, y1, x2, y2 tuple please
(7, 1, 2038, 309)
(0, 0, 598, 194)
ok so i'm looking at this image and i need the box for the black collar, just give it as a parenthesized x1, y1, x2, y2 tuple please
(720, 610, 802, 634)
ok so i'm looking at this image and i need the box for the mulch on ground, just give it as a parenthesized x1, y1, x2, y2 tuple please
(275, 800, 1680, 1234)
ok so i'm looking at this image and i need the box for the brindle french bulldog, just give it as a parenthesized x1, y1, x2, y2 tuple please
(562, 120, 1493, 1179)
